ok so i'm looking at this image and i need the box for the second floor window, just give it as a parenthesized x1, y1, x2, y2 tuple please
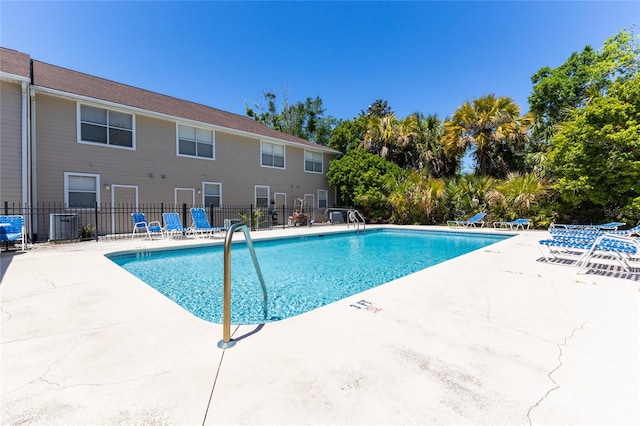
(79, 105, 133, 148)
(178, 124, 215, 159)
(305, 151, 323, 173)
(261, 141, 285, 168)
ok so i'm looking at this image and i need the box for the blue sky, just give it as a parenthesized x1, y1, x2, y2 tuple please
(1, 1, 637, 122)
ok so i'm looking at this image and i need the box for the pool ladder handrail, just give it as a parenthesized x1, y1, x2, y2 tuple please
(218, 223, 268, 349)
(347, 209, 366, 232)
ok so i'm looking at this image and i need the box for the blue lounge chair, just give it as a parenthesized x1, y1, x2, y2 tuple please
(577, 234, 640, 274)
(447, 212, 486, 228)
(0, 215, 27, 251)
(549, 223, 640, 239)
(493, 218, 531, 231)
(131, 212, 163, 240)
(162, 212, 192, 239)
(539, 232, 639, 271)
(551, 221, 626, 231)
(190, 208, 222, 238)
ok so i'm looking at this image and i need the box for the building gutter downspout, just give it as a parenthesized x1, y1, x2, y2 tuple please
(28, 85, 36, 239)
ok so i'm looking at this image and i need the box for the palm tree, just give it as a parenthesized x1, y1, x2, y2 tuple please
(442, 94, 532, 177)
(387, 172, 446, 224)
(361, 113, 399, 159)
(497, 172, 547, 218)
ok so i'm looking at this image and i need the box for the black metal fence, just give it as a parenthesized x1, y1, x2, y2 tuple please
(2, 201, 323, 243)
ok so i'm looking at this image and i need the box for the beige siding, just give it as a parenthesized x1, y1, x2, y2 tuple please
(34, 93, 338, 219)
(0, 81, 24, 203)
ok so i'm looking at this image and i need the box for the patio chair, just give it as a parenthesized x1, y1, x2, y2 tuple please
(162, 212, 192, 239)
(0, 215, 27, 251)
(190, 208, 223, 238)
(447, 212, 486, 228)
(551, 221, 626, 231)
(493, 218, 531, 231)
(577, 234, 640, 274)
(131, 212, 163, 240)
(548, 223, 640, 239)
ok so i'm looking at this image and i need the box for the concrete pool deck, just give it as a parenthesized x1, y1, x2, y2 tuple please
(1, 225, 638, 425)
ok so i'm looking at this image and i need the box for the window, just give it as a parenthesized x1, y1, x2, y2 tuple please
(255, 185, 270, 208)
(261, 141, 285, 168)
(305, 151, 323, 173)
(79, 104, 134, 148)
(64, 172, 99, 208)
(178, 124, 215, 159)
(203, 182, 222, 208)
(318, 189, 328, 209)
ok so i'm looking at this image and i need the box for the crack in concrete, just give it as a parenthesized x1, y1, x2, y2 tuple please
(526, 321, 588, 425)
(0, 304, 12, 322)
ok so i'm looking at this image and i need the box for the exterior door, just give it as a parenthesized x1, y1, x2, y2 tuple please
(273, 192, 287, 225)
(176, 188, 195, 207)
(112, 185, 137, 235)
(304, 193, 315, 223)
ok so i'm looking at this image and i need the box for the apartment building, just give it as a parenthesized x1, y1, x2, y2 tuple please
(0, 47, 340, 238)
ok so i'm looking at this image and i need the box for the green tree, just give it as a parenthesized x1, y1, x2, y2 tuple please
(529, 28, 639, 144)
(361, 113, 399, 160)
(546, 73, 640, 223)
(495, 172, 548, 219)
(328, 116, 367, 154)
(326, 148, 405, 221)
(444, 174, 495, 219)
(387, 172, 446, 224)
(246, 91, 337, 145)
(442, 95, 532, 177)
(362, 99, 393, 118)
(399, 112, 457, 178)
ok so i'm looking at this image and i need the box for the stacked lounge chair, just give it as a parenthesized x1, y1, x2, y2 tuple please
(538, 222, 640, 273)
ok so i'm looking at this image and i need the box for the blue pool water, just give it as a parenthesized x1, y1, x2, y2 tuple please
(108, 229, 509, 324)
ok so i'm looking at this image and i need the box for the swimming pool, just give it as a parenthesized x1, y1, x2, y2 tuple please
(108, 228, 510, 324)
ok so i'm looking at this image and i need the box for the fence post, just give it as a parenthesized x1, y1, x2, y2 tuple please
(182, 203, 187, 233)
(94, 202, 99, 241)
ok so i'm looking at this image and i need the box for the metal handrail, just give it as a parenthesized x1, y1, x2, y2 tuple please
(217, 223, 268, 349)
(347, 209, 366, 232)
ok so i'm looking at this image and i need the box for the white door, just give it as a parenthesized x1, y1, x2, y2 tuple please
(304, 193, 315, 222)
(112, 185, 137, 234)
(273, 192, 287, 225)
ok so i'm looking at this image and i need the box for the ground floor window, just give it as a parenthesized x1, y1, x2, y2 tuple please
(202, 182, 222, 208)
(255, 185, 270, 208)
(65, 172, 100, 208)
(318, 189, 328, 209)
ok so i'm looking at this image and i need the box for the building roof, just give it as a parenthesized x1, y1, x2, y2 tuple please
(0, 47, 339, 154)
(0, 47, 31, 80)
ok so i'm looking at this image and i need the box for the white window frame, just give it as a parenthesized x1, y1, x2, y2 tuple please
(64, 172, 100, 208)
(77, 103, 135, 150)
(176, 123, 216, 160)
(304, 150, 324, 173)
(318, 189, 328, 209)
(260, 141, 286, 169)
(202, 182, 222, 208)
(255, 185, 270, 208)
